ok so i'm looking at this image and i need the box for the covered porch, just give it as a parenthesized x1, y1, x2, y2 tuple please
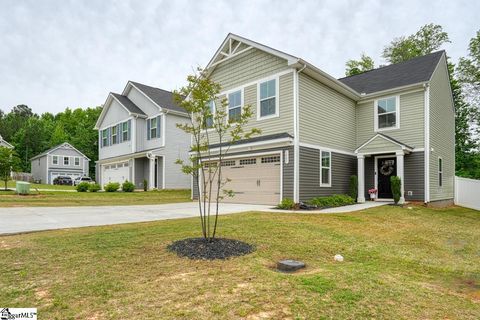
(356, 134, 417, 204)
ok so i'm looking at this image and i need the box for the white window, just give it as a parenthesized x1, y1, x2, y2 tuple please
(258, 78, 278, 119)
(320, 151, 331, 187)
(122, 121, 129, 141)
(375, 96, 399, 131)
(111, 126, 117, 144)
(149, 117, 158, 139)
(204, 100, 215, 129)
(438, 157, 443, 187)
(75, 157, 80, 166)
(228, 90, 242, 122)
(102, 129, 108, 147)
(53, 156, 58, 165)
(64, 156, 69, 166)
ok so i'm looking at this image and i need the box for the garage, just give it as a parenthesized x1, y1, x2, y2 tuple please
(203, 154, 281, 205)
(51, 172, 82, 183)
(103, 161, 129, 184)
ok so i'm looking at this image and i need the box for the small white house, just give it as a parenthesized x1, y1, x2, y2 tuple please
(0, 134, 13, 149)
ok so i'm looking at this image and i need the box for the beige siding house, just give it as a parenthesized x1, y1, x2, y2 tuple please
(192, 33, 454, 205)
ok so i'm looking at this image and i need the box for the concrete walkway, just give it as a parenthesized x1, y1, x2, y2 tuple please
(0, 202, 271, 235)
(261, 201, 391, 214)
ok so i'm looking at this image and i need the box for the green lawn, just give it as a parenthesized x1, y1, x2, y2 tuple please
(0, 189, 191, 207)
(6, 180, 76, 190)
(1, 205, 479, 319)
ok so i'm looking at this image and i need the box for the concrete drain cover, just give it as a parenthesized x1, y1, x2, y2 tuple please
(277, 259, 305, 272)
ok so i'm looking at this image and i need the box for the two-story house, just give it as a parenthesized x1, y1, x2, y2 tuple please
(192, 33, 454, 206)
(30, 142, 90, 184)
(0, 135, 13, 149)
(94, 81, 191, 190)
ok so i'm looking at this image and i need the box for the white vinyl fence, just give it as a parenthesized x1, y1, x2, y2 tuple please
(455, 176, 480, 210)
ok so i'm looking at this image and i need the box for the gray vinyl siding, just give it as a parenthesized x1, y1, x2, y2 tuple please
(207, 52, 294, 145)
(210, 48, 289, 92)
(364, 157, 375, 198)
(31, 156, 48, 184)
(404, 152, 425, 201)
(157, 157, 164, 189)
(299, 73, 357, 152)
(299, 146, 356, 201)
(429, 55, 455, 201)
(134, 158, 148, 189)
(356, 90, 425, 149)
(126, 86, 159, 116)
(192, 146, 294, 200)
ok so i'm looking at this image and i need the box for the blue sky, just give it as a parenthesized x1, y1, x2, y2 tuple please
(0, 0, 478, 114)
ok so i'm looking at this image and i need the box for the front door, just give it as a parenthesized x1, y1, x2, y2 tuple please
(377, 157, 396, 199)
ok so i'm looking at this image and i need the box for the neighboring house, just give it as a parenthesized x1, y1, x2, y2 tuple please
(192, 33, 454, 206)
(30, 142, 90, 184)
(0, 135, 13, 149)
(94, 81, 191, 190)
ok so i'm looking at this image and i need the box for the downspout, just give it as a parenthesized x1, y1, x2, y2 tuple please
(293, 63, 307, 203)
(423, 83, 430, 203)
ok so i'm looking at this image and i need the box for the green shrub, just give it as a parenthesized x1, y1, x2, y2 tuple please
(309, 194, 355, 208)
(122, 181, 135, 192)
(104, 182, 120, 192)
(348, 175, 358, 201)
(76, 182, 90, 192)
(277, 198, 295, 210)
(390, 176, 402, 204)
(143, 179, 148, 191)
(88, 183, 101, 192)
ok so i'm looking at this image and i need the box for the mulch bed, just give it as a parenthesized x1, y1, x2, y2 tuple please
(167, 237, 255, 260)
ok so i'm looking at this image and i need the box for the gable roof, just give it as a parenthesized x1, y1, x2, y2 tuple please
(30, 142, 90, 161)
(0, 135, 13, 149)
(128, 81, 186, 114)
(338, 51, 445, 94)
(355, 133, 414, 154)
(110, 93, 146, 116)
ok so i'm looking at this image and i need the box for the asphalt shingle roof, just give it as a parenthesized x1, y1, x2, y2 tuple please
(111, 93, 146, 116)
(338, 51, 445, 94)
(130, 81, 186, 114)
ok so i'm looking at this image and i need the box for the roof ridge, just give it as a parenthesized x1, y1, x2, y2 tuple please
(338, 50, 445, 80)
(129, 81, 174, 94)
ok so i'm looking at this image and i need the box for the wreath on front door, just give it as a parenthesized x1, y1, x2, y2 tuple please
(380, 161, 395, 176)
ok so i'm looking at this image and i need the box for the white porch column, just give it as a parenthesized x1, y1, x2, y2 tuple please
(357, 154, 366, 203)
(149, 157, 155, 190)
(396, 151, 405, 204)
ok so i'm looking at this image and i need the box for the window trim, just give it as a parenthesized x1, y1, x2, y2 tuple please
(226, 88, 244, 122)
(374, 95, 400, 132)
(111, 125, 118, 144)
(202, 100, 216, 131)
(257, 76, 280, 120)
(438, 157, 443, 187)
(74, 157, 80, 166)
(63, 156, 70, 166)
(52, 155, 58, 165)
(320, 150, 332, 187)
(122, 121, 129, 141)
(147, 115, 161, 140)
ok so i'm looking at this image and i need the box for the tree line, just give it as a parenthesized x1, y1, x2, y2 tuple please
(345, 24, 480, 179)
(0, 105, 101, 177)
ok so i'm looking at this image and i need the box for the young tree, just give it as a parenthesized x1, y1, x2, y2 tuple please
(174, 68, 260, 241)
(345, 53, 375, 76)
(0, 147, 20, 190)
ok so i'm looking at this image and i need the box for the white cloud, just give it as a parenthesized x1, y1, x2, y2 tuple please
(0, 0, 478, 114)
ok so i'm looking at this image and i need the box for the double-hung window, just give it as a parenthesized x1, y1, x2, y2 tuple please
(320, 151, 331, 187)
(64, 156, 69, 166)
(438, 157, 443, 187)
(111, 126, 118, 144)
(228, 90, 242, 122)
(375, 96, 399, 130)
(259, 78, 277, 118)
(75, 157, 80, 166)
(204, 100, 215, 129)
(149, 118, 157, 138)
(52, 156, 58, 165)
(122, 121, 129, 141)
(102, 129, 108, 147)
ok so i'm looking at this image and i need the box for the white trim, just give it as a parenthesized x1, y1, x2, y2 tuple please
(52, 155, 59, 165)
(162, 155, 166, 189)
(225, 88, 244, 123)
(319, 150, 332, 188)
(374, 154, 397, 199)
(95, 93, 147, 129)
(256, 75, 280, 121)
(218, 69, 294, 96)
(202, 136, 293, 155)
(355, 133, 412, 154)
(357, 150, 402, 156)
(299, 142, 355, 156)
(424, 84, 431, 202)
(359, 82, 427, 101)
(131, 116, 136, 153)
(293, 69, 300, 202)
(357, 154, 365, 203)
(74, 157, 80, 167)
(31, 142, 90, 161)
(210, 47, 254, 68)
(374, 95, 400, 132)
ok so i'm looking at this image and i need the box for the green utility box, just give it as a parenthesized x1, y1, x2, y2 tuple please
(16, 181, 31, 195)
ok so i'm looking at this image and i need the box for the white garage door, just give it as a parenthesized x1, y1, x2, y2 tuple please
(103, 162, 129, 184)
(51, 172, 82, 182)
(203, 154, 281, 205)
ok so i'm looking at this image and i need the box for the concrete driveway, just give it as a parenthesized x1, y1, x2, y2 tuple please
(0, 202, 271, 235)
